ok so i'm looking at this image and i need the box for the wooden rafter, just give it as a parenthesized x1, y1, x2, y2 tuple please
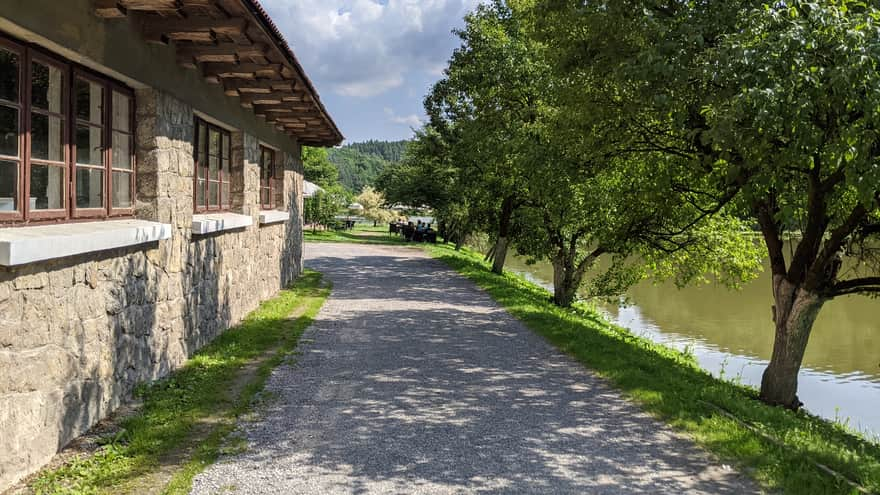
(94, 0, 342, 145)
(222, 78, 294, 95)
(142, 17, 247, 44)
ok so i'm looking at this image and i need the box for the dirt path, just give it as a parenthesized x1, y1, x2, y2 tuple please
(191, 243, 759, 494)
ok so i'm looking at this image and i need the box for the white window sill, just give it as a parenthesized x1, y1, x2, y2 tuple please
(259, 210, 289, 225)
(191, 213, 253, 235)
(0, 219, 172, 267)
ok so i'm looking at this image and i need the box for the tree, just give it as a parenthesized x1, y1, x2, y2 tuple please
(356, 186, 394, 226)
(302, 146, 339, 188)
(424, 0, 545, 274)
(536, 0, 880, 408)
(303, 187, 345, 233)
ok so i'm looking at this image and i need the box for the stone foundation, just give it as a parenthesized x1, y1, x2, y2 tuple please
(0, 88, 305, 489)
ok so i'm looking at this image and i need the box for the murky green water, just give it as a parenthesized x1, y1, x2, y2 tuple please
(503, 253, 880, 437)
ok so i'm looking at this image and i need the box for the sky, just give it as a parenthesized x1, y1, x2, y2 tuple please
(260, 0, 482, 144)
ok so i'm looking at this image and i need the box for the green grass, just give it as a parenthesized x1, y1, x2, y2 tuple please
(303, 224, 411, 245)
(424, 244, 880, 494)
(31, 271, 331, 495)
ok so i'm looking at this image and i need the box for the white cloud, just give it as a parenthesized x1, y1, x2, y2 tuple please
(384, 107, 424, 128)
(261, 0, 481, 98)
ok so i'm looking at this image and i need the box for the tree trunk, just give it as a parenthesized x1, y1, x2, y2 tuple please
(551, 256, 580, 307)
(491, 236, 510, 275)
(491, 196, 515, 275)
(759, 276, 826, 409)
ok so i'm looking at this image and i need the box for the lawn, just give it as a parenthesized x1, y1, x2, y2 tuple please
(29, 271, 331, 495)
(303, 224, 410, 245)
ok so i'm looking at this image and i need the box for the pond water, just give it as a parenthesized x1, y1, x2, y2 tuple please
(502, 253, 880, 439)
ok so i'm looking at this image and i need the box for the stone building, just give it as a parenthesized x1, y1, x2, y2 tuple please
(0, 0, 342, 489)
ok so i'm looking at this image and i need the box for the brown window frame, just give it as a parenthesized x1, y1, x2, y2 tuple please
(193, 117, 232, 212)
(259, 146, 279, 210)
(0, 32, 135, 226)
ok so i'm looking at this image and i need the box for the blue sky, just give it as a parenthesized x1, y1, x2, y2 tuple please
(260, 0, 481, 144)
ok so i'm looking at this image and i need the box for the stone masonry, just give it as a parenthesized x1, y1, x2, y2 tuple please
(0, 88, 305, 490)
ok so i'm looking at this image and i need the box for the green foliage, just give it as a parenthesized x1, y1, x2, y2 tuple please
(30, 272, 330, 494)
(344, 140, 408, 162)
(533, 0, 880, 405)
(355, 186, 395, 225)
(304, 187, 347, 232)
(302, 146, 339, 189)
(328, 140, 409, 192)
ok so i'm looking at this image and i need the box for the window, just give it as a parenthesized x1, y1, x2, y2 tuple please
(193, 117, 232, 211)
(259, 146, 280, 210)
(0, 34, 135, 225)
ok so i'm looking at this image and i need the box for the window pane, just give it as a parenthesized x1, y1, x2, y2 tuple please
(196, 179, 205, 207)
(209, 155, 218, 180)
(31, 113, 64, 162)
(112, 171, 131, 208)
(29, 164, 64, 210)
(112, 131, 131, 169)
(0, 105, 17, 157)
(76, 124, 103, 165)
(75, 167, 104, 209)
(208, 182, 219, 207)
(222, 133, 230, 159)
(197, 121, 207, 161)
(112, 91, 130, 132)
(222, 182, 231, 208)
(0, 160, 17, 211)
(0, 49, 18, 102)
(209, 129, 220, 156)
(221, 157, 229, 174)
(261, 187, 270, 207)
(75, 78, 103, 124)
(31, 62, 63, 113)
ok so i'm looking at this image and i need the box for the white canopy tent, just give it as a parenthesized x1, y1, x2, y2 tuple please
(303, 180, 323, 198)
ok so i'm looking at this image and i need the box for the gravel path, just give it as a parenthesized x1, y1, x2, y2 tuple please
(190, 243, 759, 494)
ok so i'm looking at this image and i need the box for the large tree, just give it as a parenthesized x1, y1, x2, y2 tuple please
(425, 0, 545, 273)
(537, 0, 880, 408)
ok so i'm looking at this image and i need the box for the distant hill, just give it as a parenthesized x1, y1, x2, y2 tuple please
(328, 140, 409, 192)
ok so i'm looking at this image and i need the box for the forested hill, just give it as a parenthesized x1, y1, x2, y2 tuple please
(328, 140, 408, 192)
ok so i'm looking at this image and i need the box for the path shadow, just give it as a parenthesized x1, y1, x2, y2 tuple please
(197, 247, 758, 494)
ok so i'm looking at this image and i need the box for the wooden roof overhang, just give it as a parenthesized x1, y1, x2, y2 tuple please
(94, 0, 344, 147)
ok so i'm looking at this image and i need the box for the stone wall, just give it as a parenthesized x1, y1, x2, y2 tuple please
(0, 88, 305, 490)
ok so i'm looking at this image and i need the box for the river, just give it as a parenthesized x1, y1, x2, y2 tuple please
(502, 253, 880, 439)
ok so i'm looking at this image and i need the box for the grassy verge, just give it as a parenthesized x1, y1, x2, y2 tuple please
(30, 270, 331, 495)
(303, 224, 411, 246)
(423, 244, 880, 494)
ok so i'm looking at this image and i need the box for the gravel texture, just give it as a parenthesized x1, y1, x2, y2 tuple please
(190, 243, 759, 494)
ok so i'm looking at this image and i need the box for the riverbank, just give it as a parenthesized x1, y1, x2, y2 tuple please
(17, 271, 331, 495)
(423, 243, 880, 494)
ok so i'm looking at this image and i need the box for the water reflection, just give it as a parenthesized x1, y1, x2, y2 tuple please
(504, 255, 880, 439)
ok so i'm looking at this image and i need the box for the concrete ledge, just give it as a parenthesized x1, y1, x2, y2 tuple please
(0, 220, 172, 267)
(191, 213, 253, 235)
(259, 210, 289, 225)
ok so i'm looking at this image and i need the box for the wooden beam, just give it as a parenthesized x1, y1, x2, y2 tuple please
(95, 0, 127, 18)
(177, 42, 267, 62)
(142, 17, 247, 44)
(252, 103, 312, 113)
(221, 79, 294, 95)
(237, 92, 301, 106)
(121, 0, 180, 10)
(202, 63, 282, 79)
